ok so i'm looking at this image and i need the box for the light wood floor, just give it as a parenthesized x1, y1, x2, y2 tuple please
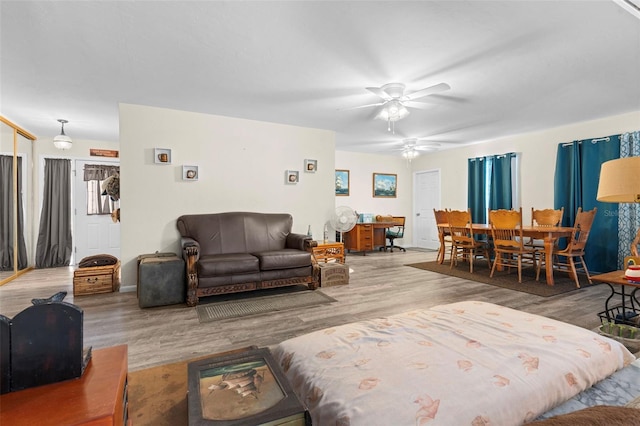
(0, 249, 613, 372)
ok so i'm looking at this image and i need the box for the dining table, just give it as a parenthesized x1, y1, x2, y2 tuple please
(437, 223, 574, 286)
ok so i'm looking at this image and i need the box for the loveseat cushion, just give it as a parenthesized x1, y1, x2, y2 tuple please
(198, 253, 259, 277)
(252, 249, 311, 271)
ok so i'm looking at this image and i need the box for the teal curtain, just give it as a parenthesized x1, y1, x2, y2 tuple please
(468, 157, 487, 224)
(618, 131, 640, 269)
(489, 153, 514, 210)
(554, 136, 620, 273)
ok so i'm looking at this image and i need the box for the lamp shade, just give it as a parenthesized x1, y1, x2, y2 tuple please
(53, 119, 72, 150)
(53, 134, 72, 150)
(596, 157, 640, 203)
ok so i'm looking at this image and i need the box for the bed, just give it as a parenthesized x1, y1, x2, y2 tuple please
(272, 301, 637, 425)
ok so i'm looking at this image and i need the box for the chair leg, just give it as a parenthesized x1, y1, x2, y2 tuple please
(568, 256, 580, 288)
(578, 255, 592, 284)
(490, 253, 499, 277)
(517, 256, 522, 283)
(469, 249, 474, 273)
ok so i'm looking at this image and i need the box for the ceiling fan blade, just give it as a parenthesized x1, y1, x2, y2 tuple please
(366, 87, 392, 100)
(340, 102, 384, 111)
(403, 101, 433, 110)
(405, 82, 451, 100)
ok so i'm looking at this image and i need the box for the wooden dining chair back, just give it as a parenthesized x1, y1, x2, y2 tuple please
(433, 209, 453, 264)
(446, 209, 491, 273)
(551, 207, 597, 288)
(531, 207, 564, 227)
(489, 208, 539, 283)
(527, 207, 564, 248)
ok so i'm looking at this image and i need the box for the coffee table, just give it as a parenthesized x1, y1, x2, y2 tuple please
(591, 270, 640, 325)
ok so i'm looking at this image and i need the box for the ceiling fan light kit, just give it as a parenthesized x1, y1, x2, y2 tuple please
(359, 81, 451, 135)
(53, 119, 72, 150)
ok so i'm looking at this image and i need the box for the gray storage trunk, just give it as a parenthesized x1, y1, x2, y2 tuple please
(137, 254, 186, 308)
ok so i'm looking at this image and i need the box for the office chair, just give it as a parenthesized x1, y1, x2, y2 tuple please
(383, 216, 406, 252)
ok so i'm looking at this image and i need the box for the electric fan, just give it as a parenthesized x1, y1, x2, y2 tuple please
(330, 206, 358, 242)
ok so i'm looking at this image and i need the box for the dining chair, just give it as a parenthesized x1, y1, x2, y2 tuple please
(526, 207, 564, 249)
(433, 209, 453, 264)
(446, 209, 491, 273)
(549, 207, 597, 288)
(489, 207, 539, 283)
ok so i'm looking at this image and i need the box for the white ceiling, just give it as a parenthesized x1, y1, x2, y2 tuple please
(2, 1, 639, 156)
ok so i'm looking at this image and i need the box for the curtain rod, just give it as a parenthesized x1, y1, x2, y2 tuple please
(562, 136, 611, 147)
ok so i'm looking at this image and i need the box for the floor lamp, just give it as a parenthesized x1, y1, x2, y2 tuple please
(596, 156, 640, 258)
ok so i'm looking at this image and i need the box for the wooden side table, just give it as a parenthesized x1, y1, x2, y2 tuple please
(0, 345, 129, 426)
(311, 242, 345, 264)
(591, 271, 640, 325)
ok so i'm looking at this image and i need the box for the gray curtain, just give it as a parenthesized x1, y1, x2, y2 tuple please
(0, 155, 27, 270)
(35, 159, 72, 268)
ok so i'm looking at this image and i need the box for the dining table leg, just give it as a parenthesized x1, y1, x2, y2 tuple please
(544, 237, 555, 286)
(437, 231, 445, 264)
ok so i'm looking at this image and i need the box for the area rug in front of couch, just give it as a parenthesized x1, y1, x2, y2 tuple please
(196, 288, 336, 323)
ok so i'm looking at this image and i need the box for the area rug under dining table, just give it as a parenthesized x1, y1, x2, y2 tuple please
(406, 260, 597, 297)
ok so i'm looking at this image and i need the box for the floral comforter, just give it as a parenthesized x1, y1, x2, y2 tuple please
(272, 301, 636, 426)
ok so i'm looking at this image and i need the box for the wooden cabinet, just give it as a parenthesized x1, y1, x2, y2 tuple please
(0, 345, 129, 426)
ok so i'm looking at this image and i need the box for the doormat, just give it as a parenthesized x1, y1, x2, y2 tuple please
(406, 261, 598, 297)
(196, 289, 336, 323)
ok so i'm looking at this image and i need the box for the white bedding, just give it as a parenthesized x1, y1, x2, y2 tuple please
(272, 301, 636, 426)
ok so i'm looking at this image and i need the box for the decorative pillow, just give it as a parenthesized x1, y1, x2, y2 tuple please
(528, 405, 640, 425)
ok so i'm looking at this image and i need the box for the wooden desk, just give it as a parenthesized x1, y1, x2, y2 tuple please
(437, 223, 574, 285)
(1, 345, 129, 426)
(343, 222, 397, 254)
(591, 270, 640, 325)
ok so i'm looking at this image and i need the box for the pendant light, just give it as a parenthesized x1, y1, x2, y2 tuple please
(53, 119, 72, 150)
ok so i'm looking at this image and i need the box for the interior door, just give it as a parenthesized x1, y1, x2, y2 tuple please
(414, 169, 440, 250)
(73, 160, 120, 264)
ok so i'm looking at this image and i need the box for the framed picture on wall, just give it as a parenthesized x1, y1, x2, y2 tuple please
(285, 170, 299, 184)
(335, 169, 349, 196)
(304, 159, 317, 173)
(373, 173, 397, 198)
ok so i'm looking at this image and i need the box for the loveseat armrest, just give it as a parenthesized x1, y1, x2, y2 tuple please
(181, 237, 200, 306)
(286, 233, 317, 251)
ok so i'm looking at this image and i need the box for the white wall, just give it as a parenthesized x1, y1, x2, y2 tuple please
(411, 111, 640, 224)
(334, 151, 414, 246)
(119, 104, 336, 288)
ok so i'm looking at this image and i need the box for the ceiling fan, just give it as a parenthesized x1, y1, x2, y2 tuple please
(348, 82, 451, 133)
(396, 138, 442, 162)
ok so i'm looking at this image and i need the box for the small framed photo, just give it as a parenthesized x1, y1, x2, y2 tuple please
(335, 169, 349, 196)
(154, 148, 172, 164)
(183, 165, 199, 181)
(304, 159, 317, 173)
(373, 172, 397, 198)
(285, 170, 299, 184)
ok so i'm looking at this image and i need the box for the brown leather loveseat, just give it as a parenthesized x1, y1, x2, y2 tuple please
(177, 212, 319, 306)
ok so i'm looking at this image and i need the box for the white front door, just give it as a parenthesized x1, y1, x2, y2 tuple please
(414, 169, 441, 250)
(73, 160, 120, 264)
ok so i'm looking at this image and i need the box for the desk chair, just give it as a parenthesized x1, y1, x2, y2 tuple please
(383, 216, 406, 252)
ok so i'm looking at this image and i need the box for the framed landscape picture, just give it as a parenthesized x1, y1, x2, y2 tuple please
(373, 173, 397, 198)
(335, 169, 349, 196)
